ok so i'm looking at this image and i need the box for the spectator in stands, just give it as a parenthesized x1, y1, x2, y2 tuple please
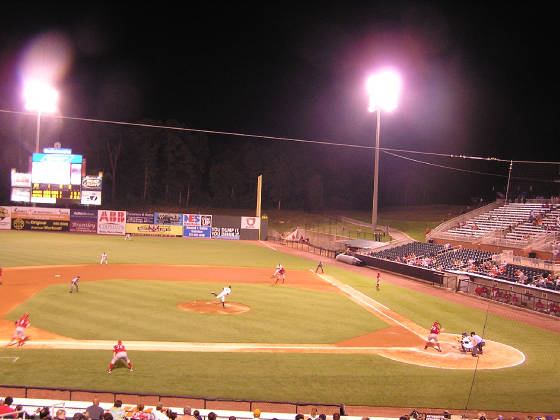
(55, 410, 67, 420)
(295, 415, 304, 420)
(332, 413, 340, 420)
(15, 405, 25, 419)
(153, 404, 169, 420)
(85, 399, 104, 420)
(307, 408, 318, 420)
(192, 411, 202, 420)
(131, 405, 147, 420)
(0, 396, 16, 419)
(207, 413, 217, 420)
(176, 407, 195, 420)
(253, 410, 261, 419)
(109, 401, 125, 420)
(103, 414, 113, 420)
(36, 407, 50, 419)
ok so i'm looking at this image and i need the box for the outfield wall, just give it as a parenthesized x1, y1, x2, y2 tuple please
(1, 206, 268, 241)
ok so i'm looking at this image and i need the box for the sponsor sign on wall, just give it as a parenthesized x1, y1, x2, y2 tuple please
(0, 206, 11, 230)
(154, 212, 182, 225)
(127, 212, 155, 224)
(183, 226, 211, 238)
(241, 216, 260, 229)
(11, 172, 32, 188)
(70, 209, 98, 233)
(10, 188, 31, 203)
(97, 210, 126, 235)
(11, 207, 70, 221)
(12, 218, 70, 231)
(81, 176, 103, 191)
(81, 190, 102, 206)
(211, 226, 240, 240)
(126, 223, 183, 237)
(182, 214, 212, 226)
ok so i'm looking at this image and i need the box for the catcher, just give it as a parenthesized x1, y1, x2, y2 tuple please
(458, 332, 474, 353)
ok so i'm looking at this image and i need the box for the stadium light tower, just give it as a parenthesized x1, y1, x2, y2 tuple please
(367, 69, 402, 228)
(23, 79, 59, 153)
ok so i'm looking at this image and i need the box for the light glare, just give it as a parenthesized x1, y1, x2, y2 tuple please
(23, 80, 59, 113)
(367, 70, 402, 112)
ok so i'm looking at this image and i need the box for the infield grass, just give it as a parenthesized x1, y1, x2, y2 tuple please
(4, 280, 388, 343)
(1, 231, 560, 412)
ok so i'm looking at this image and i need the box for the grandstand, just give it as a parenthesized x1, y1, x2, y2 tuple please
(427, 200, 559, 257)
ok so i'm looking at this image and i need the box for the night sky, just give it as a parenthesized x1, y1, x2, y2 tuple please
(1, 2, 558, 205)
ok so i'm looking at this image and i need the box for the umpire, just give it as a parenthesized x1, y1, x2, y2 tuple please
(470, 331, 485, 357)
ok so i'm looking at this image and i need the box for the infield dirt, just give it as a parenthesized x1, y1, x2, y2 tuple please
(1, 264, 524, 370)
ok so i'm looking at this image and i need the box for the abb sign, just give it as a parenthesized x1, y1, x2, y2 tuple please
(97, 210, 126, 235)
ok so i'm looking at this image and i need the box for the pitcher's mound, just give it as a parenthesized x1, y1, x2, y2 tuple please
(178, 301, 250, 314)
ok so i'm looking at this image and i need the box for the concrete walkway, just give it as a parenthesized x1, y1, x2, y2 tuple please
(338, 216, 415, 244)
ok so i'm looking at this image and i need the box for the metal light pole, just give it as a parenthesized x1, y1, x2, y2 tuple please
(372, 109, 381, 227)
(367, 70, 402, 229)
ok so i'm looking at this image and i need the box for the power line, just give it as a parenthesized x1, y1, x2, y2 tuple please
(2, 108, 560, 165)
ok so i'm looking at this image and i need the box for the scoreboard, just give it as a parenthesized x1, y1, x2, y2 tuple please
(10, 148, 102, 206)
(31, 183, 81, 203)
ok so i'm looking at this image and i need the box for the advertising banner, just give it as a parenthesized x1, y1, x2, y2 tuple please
(154, 212, 182, 225)
(97, 210, 126, 235)
(0, 206, 11, 230)
(11, 207, 70, 221)
(183, 226, 211, 238)
(125, 223, 183, 237)
(11, 218, 69, 232)
(81, 176, 103, 191)
(81, 190, 102, 206)
(70, 209, 98, 221)
(127, 212, 155, 224)
(241, 216, 260, 229)
(70, 209, 97, 233)
(69, 220, 97, 233)
(182, 214, 212, 227)
(11, 172, 32, 188)
(10, 187, 31, 203)
(211, 226, 240, 240)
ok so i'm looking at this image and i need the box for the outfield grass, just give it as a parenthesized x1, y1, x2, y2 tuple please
(1, 231, 559, 412)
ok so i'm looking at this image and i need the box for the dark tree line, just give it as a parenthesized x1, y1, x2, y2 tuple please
(0, 113, 373, 210)
(1, 113, 556, 210)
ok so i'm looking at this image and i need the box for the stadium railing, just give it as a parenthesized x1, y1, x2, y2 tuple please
(0, 386, 344, 419)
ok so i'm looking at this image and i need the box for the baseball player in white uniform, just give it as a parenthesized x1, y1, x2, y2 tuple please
(69, 275, 80, 293)
(459, 332, 474, 353)
(212, 286, 232, 308)
(100, 252, 108, 264)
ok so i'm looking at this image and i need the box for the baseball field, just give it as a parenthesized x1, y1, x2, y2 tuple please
(0, 230, 559, 414)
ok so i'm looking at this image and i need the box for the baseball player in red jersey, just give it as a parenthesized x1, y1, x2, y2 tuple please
(107, 340, 133, 373)
(424, 321, 443, 352)
(272, 264, 286, 285)
(10, 313, 31, 347)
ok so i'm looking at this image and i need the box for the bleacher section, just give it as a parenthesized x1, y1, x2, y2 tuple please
(428, 202, 560, 252)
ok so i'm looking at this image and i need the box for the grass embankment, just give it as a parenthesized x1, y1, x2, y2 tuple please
(0, 231, 559, 412)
